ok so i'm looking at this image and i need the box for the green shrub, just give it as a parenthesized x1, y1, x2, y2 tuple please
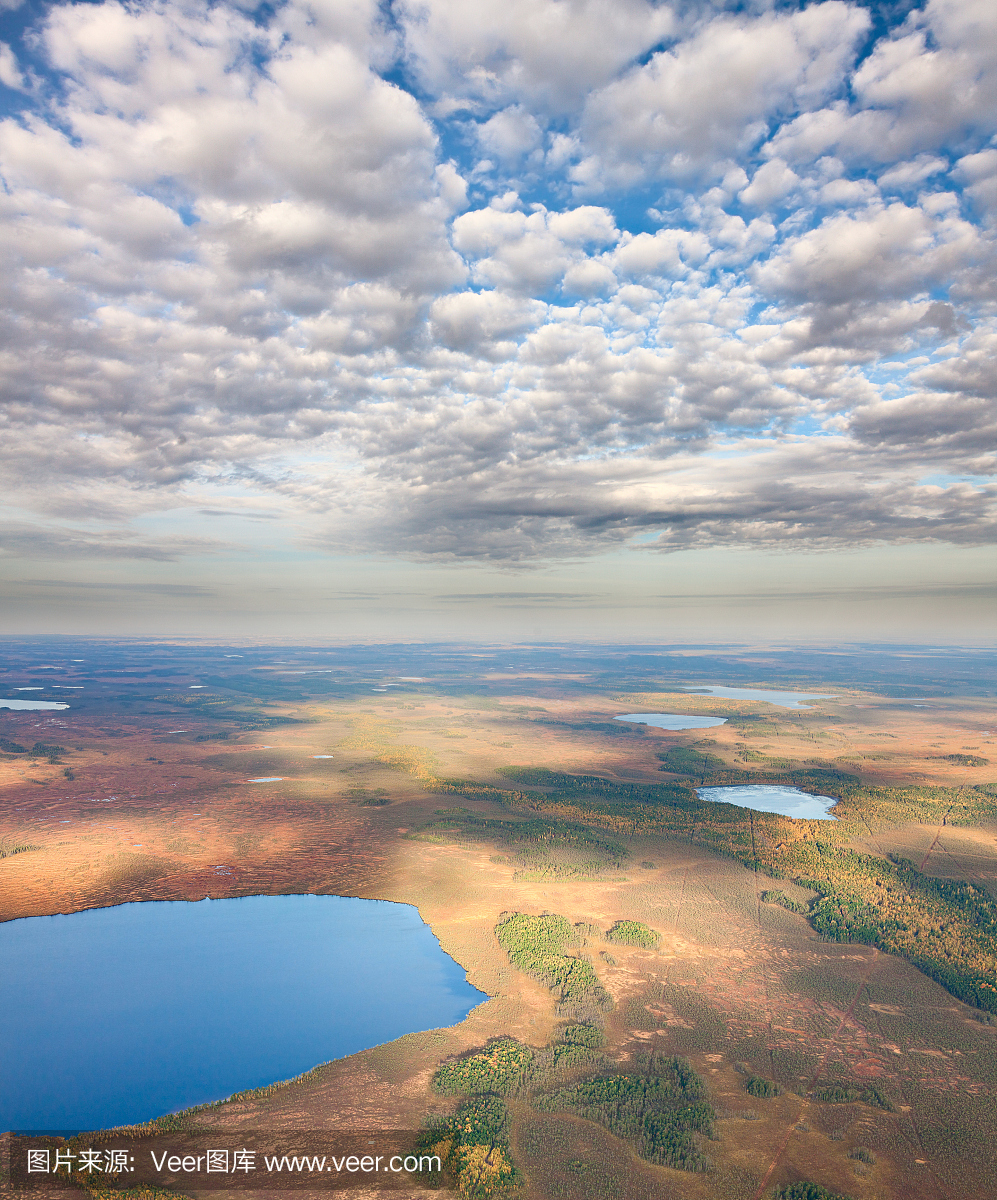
(560, 1023, 605, 1048)
(30, 742, 66, 759)
(423, 1095, 519, 1198)
(431, 1039, 533, 1097)
(0, 841, 40, 860)
(745, 1076, 783, 1098)
(533, 1054, 713, 1172)
(605, 920, 659, 948)
(552, 1043, 598, 1070)
(773, 1184, 852, 1200)
(495, 912, 608, 1004)
(761, 890, 806, 914)
(658, 747, 727, 775)
(811, 1084, 895, 1111)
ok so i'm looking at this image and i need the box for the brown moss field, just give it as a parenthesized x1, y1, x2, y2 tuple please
(2, 647, 996, 1200)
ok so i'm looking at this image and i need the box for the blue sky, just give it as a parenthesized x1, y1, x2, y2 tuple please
(0, 0, 993, 638)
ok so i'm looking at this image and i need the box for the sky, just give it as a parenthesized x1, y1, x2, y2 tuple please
(0, 0, 994, 641)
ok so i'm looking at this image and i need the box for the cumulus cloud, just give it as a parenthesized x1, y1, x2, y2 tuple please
(878, 155, 948, 192)
(574, 3, 870, 188)
(430, 291, 547, 356)
(450, 203, 620, 292)
(476, 106, 543, 162)
(767, 0, 997, 165)
(739, 159, 801, 208)
(0, 0, 993, 566)
(753, 201, 980, 305)
(0, 40, 26, 88)
(399, 0, 673, 114)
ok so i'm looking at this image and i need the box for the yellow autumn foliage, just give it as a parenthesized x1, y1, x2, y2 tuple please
(456, 1143, 515, 1198)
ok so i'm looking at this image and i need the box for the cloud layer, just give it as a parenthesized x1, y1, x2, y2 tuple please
(0, 0, 994, 562)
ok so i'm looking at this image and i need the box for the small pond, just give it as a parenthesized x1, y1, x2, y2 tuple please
(0, 698, 70, 710)
(0, 894, 486, 1132)
(696, 784, 838, 820)
(680, 686, 836, 709)
(615, 713, 727, 730)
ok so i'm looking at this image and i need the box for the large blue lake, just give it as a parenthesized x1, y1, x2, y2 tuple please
(0, 894, 487, 1132)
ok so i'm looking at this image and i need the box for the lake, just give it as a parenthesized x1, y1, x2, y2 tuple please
(0, 698, 70, 710)
(680, 686, 836, 709)
(697, 784, 838, 820)
(0, 894, 486, 1132)
(615, 713, 728, 730)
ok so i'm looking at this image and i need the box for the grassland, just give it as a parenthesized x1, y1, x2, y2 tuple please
(1, 639, 995, 1200)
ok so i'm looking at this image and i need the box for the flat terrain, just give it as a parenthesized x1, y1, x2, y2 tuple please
(1, 640, 995, 1200)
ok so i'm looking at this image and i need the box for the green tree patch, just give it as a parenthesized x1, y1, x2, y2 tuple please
(495, 912, 609, 1006)
(605, 920, 660, 948)
(745, 1076, 783, 1098)
(432, 1039, 533, 1097)
(532, 1053, 714, 1172)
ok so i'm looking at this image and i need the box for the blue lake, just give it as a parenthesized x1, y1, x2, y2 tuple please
(615, 713, 727, 730)
(697, 785, 838, 820)
(680, 686, 836, 709)
(0, 894, 487, 1132)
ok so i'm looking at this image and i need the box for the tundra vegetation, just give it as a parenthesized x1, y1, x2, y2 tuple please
(604, 919, 659, 947)
(810, 1084, 895, 1111)
(772, 1184, 852, 1200)
(494, 912, 610, 1006)
(422, 770, 997, 1015)
(422, 913, 716, 1190)
(423, 1094, 519, 1198)
(744, 1076, 783, 1099)
(531, 1053, 715, 1173)
(4, 640, 996, 1200)
(428, 1029, 715, 1190)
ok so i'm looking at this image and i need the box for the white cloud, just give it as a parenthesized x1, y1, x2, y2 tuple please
(768, 0, 997, 165)
(430, 290, 546, 355)
(953, 148, 997, 219)
(0, 41, 26, 89)
(451, 203, 619, 292)
(878, 155, 948, 191)
(739, 159, 801, 208)
(397, 0, 673, 113)
(752, 201, 980, 305)
(575, 2, 870, 187)
(561, 259, 617, 297)
(610, 229, 710, 278)
(476, 106, 543, 162)
(0, 0, 993, 567)
(434, 161, 470, 213)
